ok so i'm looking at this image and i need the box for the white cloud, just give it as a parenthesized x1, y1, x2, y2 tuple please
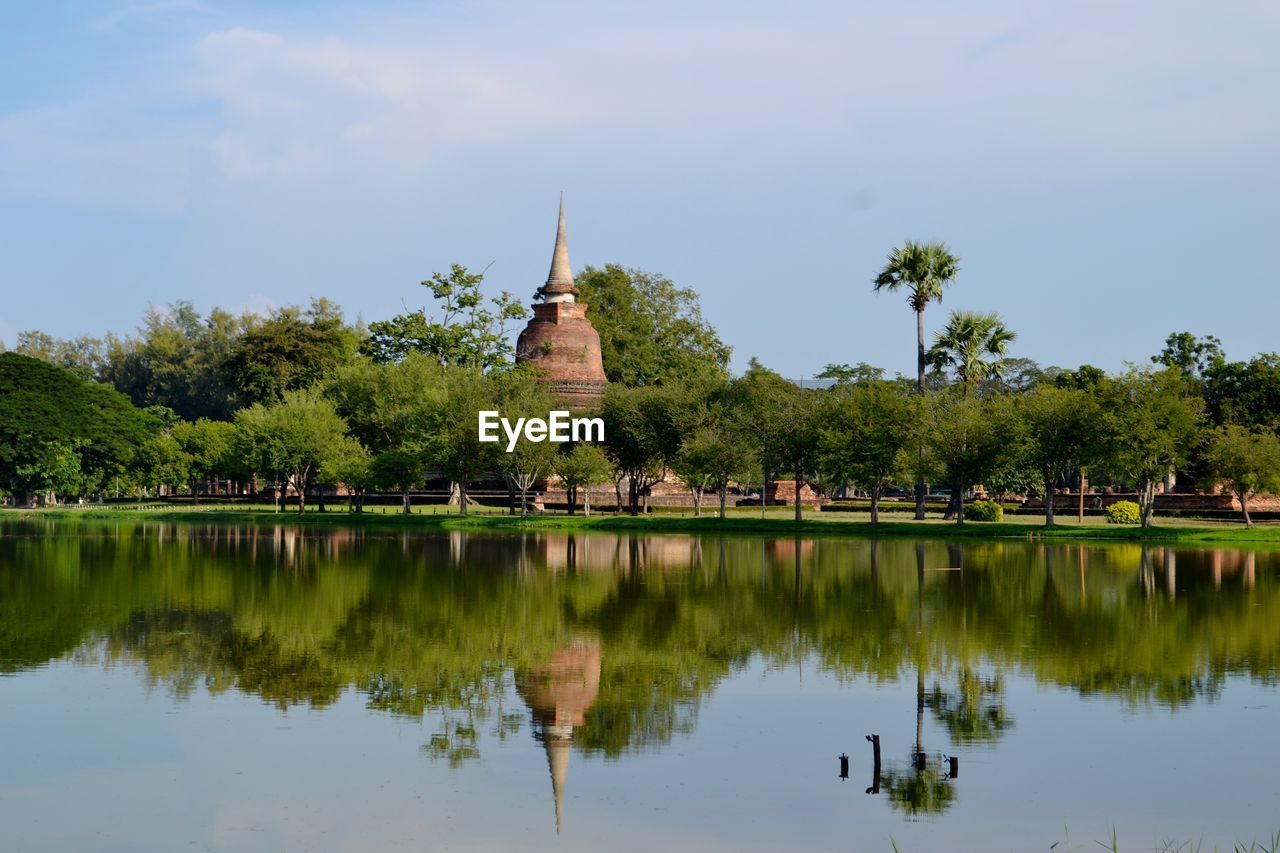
(0, 0, 1276, 209)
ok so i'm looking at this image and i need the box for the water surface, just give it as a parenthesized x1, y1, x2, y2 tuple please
(2, 520, 1278, 851)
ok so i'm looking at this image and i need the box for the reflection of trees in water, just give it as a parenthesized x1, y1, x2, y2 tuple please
(2, 522, 1280, 757)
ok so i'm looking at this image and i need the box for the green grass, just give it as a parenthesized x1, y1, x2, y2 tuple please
(10, 503, 1280, 545)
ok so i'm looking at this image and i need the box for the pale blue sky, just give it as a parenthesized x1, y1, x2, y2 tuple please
(1, 0, 1277, 376)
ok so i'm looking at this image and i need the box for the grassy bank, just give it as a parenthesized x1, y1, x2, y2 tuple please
(10, 504, 1280, 544)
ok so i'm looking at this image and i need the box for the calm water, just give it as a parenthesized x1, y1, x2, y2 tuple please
(2, 520, 1279, 852)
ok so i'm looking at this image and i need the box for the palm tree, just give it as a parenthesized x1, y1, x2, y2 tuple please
(928, 310, 1017, 394)
(873, 241, 960, 518)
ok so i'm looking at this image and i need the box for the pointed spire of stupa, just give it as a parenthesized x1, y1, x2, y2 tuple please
(546, 736, 571, 835)
(542, 193, 578, 298)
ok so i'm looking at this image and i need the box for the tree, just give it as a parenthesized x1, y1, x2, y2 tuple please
(171, 419, 236, 504)
(928, 310, 1017, 394)
(759, 380, 823, 523)
(13, 331, 106, 381)
(1204, 353, 1280, 432)
(436, 368, 500, 516)
(320, 438, 372, 513)
(1153, 332, 1225, 380)
(223, 300, 358, 405)
(233, 390, 352, 514)
(1097, 368, 1203, 527)
(872, 240, 960, 519)
(575, 264, 731, 386)
(917, 392, 1015, 524)
(1202, 425, 1280, 527)
(601, 384, 683, 515)
(556, 444, 612, 516)
(361, 265, 527, 369)
(815, 362, 885, 386)
(0, 353, 154, 504)
(1018, 386, 1101, 526)
(327, 353, 447, 512)
(820, 381, 914, 523)
(100, 301, 245, 421)
(495, 372, 560, 517)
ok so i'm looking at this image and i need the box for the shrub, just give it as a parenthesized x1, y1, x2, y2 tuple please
(1105, 500, 1141, 525)
(966, 499, 1003, 522)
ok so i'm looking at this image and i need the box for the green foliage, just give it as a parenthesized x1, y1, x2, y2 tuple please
(819, 380, 914, 521)
(927, 309, 1017, 393)
(1153, 331, 1225, 380)
(816, 362, 885, 385)
(916, 392, 1017, 523)
(872, 240, 961, 390)
(100, 301, 244, 421)
(575, 264, 731, 386)
(0, 353, 154, 502)
(965, 499, 1003, 522)
(361, 264, 527, 369)
(601, 383, 686, 514)
(555, 444, 613, 514)
(494, 371, 561, 516)
(1202, 424, 1280, 526)
(1204, 353, 1280, 432)
(223, 299, 358, 405)
(233, 390, 356, 512)
(1017, 385, 1101, 523)
(1105, 500, 1142, 525)
(1097, 368, 1203, 527)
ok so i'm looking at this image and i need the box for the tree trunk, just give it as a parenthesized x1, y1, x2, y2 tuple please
(459, 480, 468, 517)
(508, 479, 517, 515)
(1044, 474, 1055, 527)
(628, 477, 639, 516)
(584, 486, 591, 517)
(317, 485, 326, 513)
(953, 478, 965, 524)
(870, 487, 880, 524)
(1240, 490, 1252, 527)
(402, 490, 411, 514)
(520, 485, 529, 518)
(1140, 478, 1156, 527)
(794, 478, 803, 523)
(567, 485, 577, 515)
(693, 487, 703, 517)
(294, 476, 306, 514)
(718, 486, 727, 519)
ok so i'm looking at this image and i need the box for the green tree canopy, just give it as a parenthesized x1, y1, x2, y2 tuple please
(574, 264, 731, 387)
(223, 299, 359, 405)
(361, 264, 527, 369)
(0, 353, 155, 502)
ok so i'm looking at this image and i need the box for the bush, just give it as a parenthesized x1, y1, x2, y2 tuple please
(1105, 500, 1142, 525)
(965, 499, 1003, 522)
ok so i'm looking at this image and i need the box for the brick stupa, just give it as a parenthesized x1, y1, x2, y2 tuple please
(515, 197, 608, 408)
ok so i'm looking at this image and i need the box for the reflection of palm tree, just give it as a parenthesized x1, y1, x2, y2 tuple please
(927, 667, 1013, 745)
(881, 765, 957, 818)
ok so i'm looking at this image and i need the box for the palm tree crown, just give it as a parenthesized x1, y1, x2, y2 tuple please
(872, 241, 960, 313)
(872, 240, 961, 394)
(928, 309, 1017, 392)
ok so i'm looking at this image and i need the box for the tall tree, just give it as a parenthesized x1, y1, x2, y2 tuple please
(872, 240, 960, 519)
(435, 368, 500, 516)
(495, 371, 561, 517)
(601, 384, 683, 515)
(1153, 331, 1225, 380)
(928, 310, 1017, 394)
(223, 300, 358, 405)
(575, 264, 731, 386)
(361, 265, 527, 369)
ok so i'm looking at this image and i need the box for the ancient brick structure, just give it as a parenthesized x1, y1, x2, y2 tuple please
(515, 197, 608, 408)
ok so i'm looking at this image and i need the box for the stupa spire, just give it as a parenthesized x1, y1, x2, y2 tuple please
(543, 193, 577, 298)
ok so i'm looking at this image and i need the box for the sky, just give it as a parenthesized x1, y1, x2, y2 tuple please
(1, 0, 1277, 378)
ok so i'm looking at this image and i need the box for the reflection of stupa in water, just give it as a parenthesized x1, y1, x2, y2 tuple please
(514, 639, 602, 834)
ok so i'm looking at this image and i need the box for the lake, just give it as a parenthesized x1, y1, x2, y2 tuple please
(2, 519, 1278, 851)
